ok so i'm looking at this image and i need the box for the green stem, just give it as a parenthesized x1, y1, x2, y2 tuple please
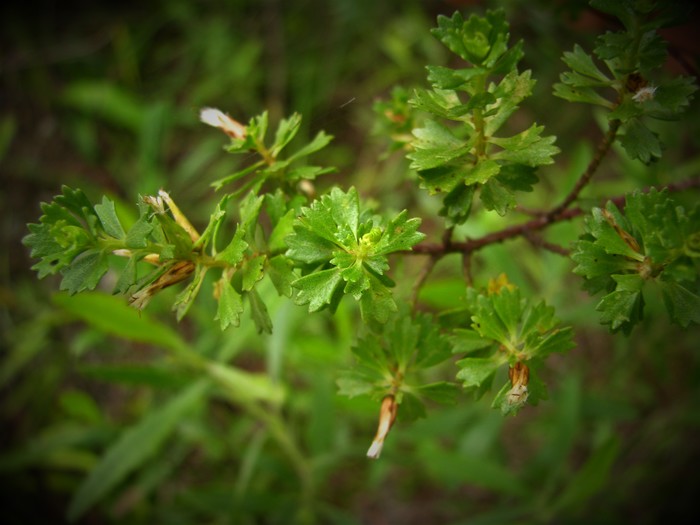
(472, 73, 488, 159)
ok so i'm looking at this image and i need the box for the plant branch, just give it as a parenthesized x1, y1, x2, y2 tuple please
(547, 119, 621, 219)
(408, 178, 700, 257)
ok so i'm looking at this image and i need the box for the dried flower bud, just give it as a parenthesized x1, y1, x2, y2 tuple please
(632, 85, 657, 103)
(367, 395, 398, 459)
(143, 194, 165, 214)
(129, 260, 195, 310)
(506, 362, 530, 407)
(199, 107, 247, 139)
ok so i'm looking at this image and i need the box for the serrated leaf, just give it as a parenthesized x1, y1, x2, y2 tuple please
(94, 196, 125, 239)
(618, 118, 662, 163)
(293, 268, 343, 311)
(241, 255, 266, 291)
(359, 272, 397, 325)
(450, 328, 492, 354)
(659, 280, 700, 327)
(336, 373, 376, 398)
(372, 211, 425, 255)
(587, 205, 645, 260)
(408, 120, 470, 171)
(125, 203, 154, 249)
(267, 255, 295, 297)
(59, 250, 109, 294)
(553, 82, 614, 107)
(247, 288, 272, 334)
(490, 124, 559, 167)
(216, 229, 248, 266)
(440, 183, 477, 224)
(562, 44, 612, 84)
(480, 178, 515, 216)
(415, 382, 460, 404)
(596, 289, 644, 332)
(193, 194, 232, 251)
(270, 112, 302, 157)
(286, 225, 337, 264)
(456, 357, 501, 388)
(432, 10, 511, 68)
(216, 279, 244, 330)
(173, 266, 207, 321)
(287, 131, 333, 163)
(485, 70, 536, 134)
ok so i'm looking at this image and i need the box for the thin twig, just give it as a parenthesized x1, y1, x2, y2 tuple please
(410, 255, 440, 310)
(406, 178, 700, 257)
(547, 119, 621, 219)
(522, 231, 571, 256)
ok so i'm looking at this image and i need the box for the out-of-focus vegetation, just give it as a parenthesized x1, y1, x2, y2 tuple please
(2, 1, 700, 524)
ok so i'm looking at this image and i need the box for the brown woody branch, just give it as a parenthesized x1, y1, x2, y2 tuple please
(407, 178, 700, 257)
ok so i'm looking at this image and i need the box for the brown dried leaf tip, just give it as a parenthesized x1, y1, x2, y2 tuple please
(367, 395, 398, 459)
(129, 260, 195, 310)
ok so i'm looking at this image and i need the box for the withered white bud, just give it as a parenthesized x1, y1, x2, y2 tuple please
(632, 85, 657, 103)
(199, 107, 247, 139)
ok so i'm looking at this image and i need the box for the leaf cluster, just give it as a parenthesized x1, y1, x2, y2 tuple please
(337, 308, 458, 421)
(212, 111, 334, 194)
(554, 0, 697, 163)
(286, 187, 425, 326)
(572, 188, 700, 333)
(452, 277, 575, 415)
(407, 9, 559, 223)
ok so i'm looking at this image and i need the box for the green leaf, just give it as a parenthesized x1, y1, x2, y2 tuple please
(270, 113, 302, 157)
(247, 288, 272, 334)
(456, 357, 501, 388)
(67, 380, 208, 521)
(59, 250, 109, 294)
(53, 292, 187, 352)
(431, 10, 513, 68)
(490, 124, 559, 167)
(266, 255, 295, 297)
(561, 44, 612, 84)
(595, 288, 644, 332)
(286, 225, 338, 264)
(78, 364, 189, 389)
(173, 266, 207, 321)
(587, 204, 644, 260)
(618, 119, 662, 163)
(415, 382, 460, 404)
(216, 279, 244, 330)
(555, 436, 620, 512)
(408, 120, 469, 171)
(206, 362, 285, 405)
(449, 328, 492, 354)
(61, 81, 143, 130)
(216, 228, 248, 266)
(359, 272, 397, 325)
(553, 82, 615, 107)
(241, 255, 266, 291)
(293, 269, 343, 312)
(94, 196, 125, 239)
(372, 211, 425, 255)
(124, 202, 154, 249)
(480, 178, 515, 216)
(658, 280, 700, 327)
(286, 131, 333, 163)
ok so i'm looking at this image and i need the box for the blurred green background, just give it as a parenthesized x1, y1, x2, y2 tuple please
(2, 0, 700, 523)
